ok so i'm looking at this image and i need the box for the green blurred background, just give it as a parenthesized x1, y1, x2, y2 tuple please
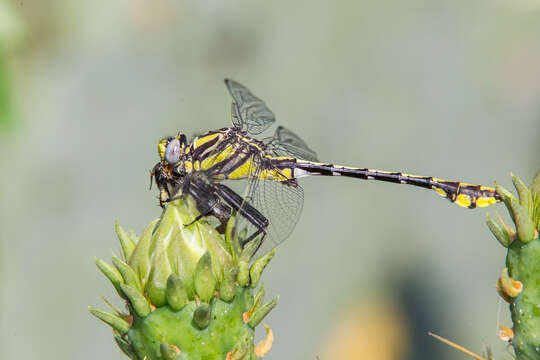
(1, 1, 539, 359)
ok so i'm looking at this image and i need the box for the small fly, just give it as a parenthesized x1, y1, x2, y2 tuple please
(151, 79, 500, 253)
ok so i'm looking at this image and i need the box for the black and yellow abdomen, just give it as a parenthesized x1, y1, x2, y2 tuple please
(292, 161, 500, 208)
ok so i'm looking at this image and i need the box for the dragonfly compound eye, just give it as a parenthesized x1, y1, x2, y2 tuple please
(165, 138, 181, 164)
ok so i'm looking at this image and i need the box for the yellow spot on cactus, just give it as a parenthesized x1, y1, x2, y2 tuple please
(498, 326, 514, 342)
(498, 267, 523, 298)
(255, 324, 274, 358)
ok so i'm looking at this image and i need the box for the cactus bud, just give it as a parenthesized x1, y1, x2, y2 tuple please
(120, 284, 151, 318)
(237, 261, 250, 287)
(239, 236, 263, 262)
(112, 256, 142, 292)
(160, 341, 180, 360)
(166, 274, 188, 311)
(486, 214, 511, 247)
(95, 257, 126, 299)
(496, 182, 517, 221)
(250, 249, 275, 288)
(194, 252, 217, 303)
(510, 199, 535, 243)
(192, 303, 211, 329)
(146, 237, 172, 306)
(220, 264, 238, 302)
(89, 307, 130, 335)
(252, 285, 265, 313)
(115, 221, 136, 260)
(247, 296, 278, 328)
(512, 174, 531, 210)
(128, 219, 158, 284)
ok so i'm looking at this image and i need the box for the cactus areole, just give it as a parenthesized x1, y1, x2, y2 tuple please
(90, 198, 277, 359)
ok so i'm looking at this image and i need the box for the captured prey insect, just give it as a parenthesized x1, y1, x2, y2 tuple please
(151, 79, 501, 253)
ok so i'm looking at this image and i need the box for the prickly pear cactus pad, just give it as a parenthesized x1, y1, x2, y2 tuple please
(89, 198, 277, 360)
(487, 169, 540, 360)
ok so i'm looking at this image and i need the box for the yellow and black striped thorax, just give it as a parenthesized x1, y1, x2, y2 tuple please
(179, 128, 297, 182)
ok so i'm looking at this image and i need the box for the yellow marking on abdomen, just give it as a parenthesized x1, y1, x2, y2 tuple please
(274, 167, 293, 180)
(434, 187, 447, 198)
(455, 194, 472, 208)
(227, 158, 257, 180)
(476, 196, 497, 208)
(258, 167, 294, 181)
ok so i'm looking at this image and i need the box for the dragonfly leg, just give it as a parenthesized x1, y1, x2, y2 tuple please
(213, 183, 269, 248)
(240, 228, 266, 249)
(184, 213, 206, 227)
(165, 176, 232, 231)
(183, 202, 232, 230)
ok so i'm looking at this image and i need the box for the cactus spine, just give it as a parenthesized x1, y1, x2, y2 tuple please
(90, 198, 277, 359)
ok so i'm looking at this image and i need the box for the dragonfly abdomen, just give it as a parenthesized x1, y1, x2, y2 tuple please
(294, 161, 500, 208)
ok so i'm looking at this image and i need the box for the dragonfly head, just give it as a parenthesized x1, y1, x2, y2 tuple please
(158, 133, 188, 165)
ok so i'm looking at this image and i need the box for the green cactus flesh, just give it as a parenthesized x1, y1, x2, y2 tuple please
(507, 238, 540, 359)
(488, 170, 540, 360)
(128, 287, 255, 359)
(90, 198, 277, 360)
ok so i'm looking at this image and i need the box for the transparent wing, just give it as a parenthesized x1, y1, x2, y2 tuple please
(232, 156, 304, 256)
(251, 176, 303, 254)
(264, 126, 319, 162)
(225, 79, 275, 135)
(189, 130, 303, 256)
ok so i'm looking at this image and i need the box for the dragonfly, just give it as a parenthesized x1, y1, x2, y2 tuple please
(151, 79, 500, 253)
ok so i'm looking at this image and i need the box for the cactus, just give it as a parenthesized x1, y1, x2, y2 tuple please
(90, 197, 277, 359)
(487, 169, 540, 360)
